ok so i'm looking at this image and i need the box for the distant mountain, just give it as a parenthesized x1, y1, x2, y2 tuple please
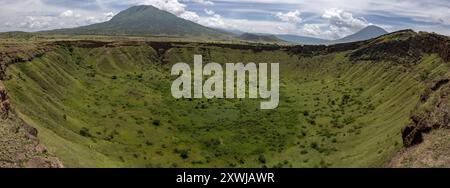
(238, 33, 287, 43)
(275, 34, 330, 45)
(269, 25, 387, 45)
(217, 28, 245, 36)
(44, 5, 229, 37)
(331, 25, 388, 44)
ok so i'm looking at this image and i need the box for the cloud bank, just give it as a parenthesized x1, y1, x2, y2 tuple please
(0, 0, 448, 39)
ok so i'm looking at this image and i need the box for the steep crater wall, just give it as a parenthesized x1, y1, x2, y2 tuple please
(0, 43, 62, 167)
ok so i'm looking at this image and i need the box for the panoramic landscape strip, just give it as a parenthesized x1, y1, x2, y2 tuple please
(0, 0, 449, 169)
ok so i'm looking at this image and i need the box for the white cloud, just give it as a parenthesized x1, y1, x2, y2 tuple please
(105, 12, 115, 19)
(299, 24, 323, 36)
(84, 12, 115, 24)
(139, 0, 201, 22)
(18, 16, 52, 30)
(293, 24, 338, 39)
(198, 14, 225, 28)
(204, 9, 215, 16)
(219, 18, 299, 34)
(322, 8, 369, 30)
(147, 0, 187, 15)
(182, 0, 214, 5)
(275, 10, 302, 23)
(129, 1, 366, 39)
(59, 10, 82, 18)
(60, 10, 74, 17)
(4, 22, 12, 27)
(269, 8, 372, 39)
(139, 0, 226, 28)
(179, 11, 200, 21)
(12, 10, 115, 31)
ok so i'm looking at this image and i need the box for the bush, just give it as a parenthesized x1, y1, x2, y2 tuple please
(420, 70, 430, 81)
(310, 142, 318, 150)
(79, 127, 92, 137)
(180, 152, 189, 159)
(258, 154, 266, 164)
(303, 110, 309, 116)
(174, 149, 189, 159)
(152, 120, 161, 126)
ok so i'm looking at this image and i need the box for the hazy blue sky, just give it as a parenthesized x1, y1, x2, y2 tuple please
(1, 0, 449, 39)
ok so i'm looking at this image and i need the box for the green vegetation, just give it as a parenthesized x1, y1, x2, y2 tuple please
(2, 37, 447, 167)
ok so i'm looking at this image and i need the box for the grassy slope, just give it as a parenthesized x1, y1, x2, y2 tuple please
(3, 42, 446, 167)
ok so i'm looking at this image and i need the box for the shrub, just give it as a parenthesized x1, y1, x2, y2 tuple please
(310, 142, 318, 150)
(79, 127, 92, 137)
(178, 149, 189, 159)
(420, 70, 430, 81)
(303, 110, 309, 116)
(152, 120, 161, 126)
(258, 154, 266, 164)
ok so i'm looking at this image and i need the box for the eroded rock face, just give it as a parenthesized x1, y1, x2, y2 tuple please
(0, 113, 64, 167)
(0, 79, 64, 168)
(402, 124, 423, 147)
(286, 40, 365, 57)
(0, 82, 9, 119)
(21, 123, 38, 137)
(402, 78, 450, 147)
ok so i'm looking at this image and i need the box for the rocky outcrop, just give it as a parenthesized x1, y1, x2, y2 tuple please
(53, 40, 111, 48)
(286, 40, 365, 57)
(0, 82, 9, 119)
(0, 44, 50, 79)
(0, 114, 64, 168)
(402, 77, 450, 147)
(388, 128, 450, 167)
(350, 30, 450, 64)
